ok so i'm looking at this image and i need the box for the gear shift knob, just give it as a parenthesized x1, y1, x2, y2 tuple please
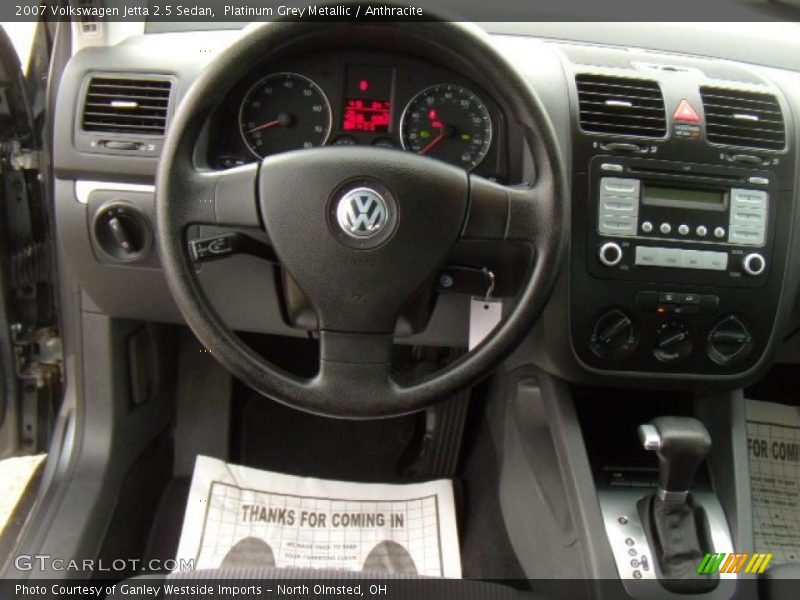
(638, 416, 711, 501)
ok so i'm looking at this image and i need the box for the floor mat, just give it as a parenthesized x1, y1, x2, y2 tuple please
(143, 477, 191, 564)
(233, 389, 420, 482)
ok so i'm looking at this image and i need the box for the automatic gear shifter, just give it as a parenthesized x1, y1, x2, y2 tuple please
(639, 416, 712, 502)
(637, 417, 718, 593)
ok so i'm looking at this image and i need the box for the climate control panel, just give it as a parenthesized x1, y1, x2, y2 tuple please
(585, 299, 755, 372)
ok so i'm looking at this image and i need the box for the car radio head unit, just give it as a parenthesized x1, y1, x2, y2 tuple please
(590, 156, 774, 286)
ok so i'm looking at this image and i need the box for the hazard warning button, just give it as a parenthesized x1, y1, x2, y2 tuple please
(673, 99, 701, 123)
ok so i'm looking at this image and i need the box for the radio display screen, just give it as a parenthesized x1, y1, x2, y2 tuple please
(642, 185, 727, 211)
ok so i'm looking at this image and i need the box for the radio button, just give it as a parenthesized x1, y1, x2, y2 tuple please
(748, 176, 769, 186)
(599, 215, 637, 236)
(641, 221, 653, 233)
(599, 242, 624, 267)
(731, 189, 767, 206)
(659, 248, 681, 267)
(601, 199, 637, 213)
(681, 250, 705, 269)
(659, 223, 672, 235)
(601, 178, 640, 196)
(696, 225, 708, 237)
(678, 224, 690, 236)
(634, 246, 660, 267)
(729, 227, 765, 245)
(731, 209, 765, 223)
(601, 163, 624, 173)
(713, 227, 726, 239)
(703, 251, 729, 271)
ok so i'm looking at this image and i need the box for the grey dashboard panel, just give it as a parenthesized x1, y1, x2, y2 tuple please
(489, 23, 800, 74)
(51, 26, 800, 384)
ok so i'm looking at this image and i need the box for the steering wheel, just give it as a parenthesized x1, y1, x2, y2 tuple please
(156, 21, 567, 418)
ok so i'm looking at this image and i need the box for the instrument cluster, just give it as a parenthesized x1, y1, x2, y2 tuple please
(210, 51, 513, 181)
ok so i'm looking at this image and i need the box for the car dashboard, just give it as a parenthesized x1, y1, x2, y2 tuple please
(51, 24, 800, 390)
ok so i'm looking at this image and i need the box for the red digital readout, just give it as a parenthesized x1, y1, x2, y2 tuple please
(342, 98, 391, 133)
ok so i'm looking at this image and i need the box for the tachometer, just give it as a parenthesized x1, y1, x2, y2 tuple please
(239, 72, 332, 159)
(400, 84, 492, 170)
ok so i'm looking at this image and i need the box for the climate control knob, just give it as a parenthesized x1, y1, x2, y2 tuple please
(707, 315, 753, 365)
(742, 253, 766, 276)
(598, 242, 623, 267)
(589, 309, 637, 359)
(653, 319, 693, 363)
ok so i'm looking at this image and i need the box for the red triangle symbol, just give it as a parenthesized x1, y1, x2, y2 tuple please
(673, 99, 700, 123)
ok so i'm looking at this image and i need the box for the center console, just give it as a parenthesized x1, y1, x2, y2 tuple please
(567, 65, 797, 379)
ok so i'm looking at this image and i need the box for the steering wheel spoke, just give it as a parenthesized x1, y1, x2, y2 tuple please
(177, 163, 261, 229)
(315, 331, 395, 401)
(463, 174, 556, 246)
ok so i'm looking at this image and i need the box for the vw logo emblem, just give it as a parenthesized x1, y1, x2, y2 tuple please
(336, 187, 388, 238)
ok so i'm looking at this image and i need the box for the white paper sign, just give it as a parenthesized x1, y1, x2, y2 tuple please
(175, 456, 462, 577)
(746, 399, 800, 564)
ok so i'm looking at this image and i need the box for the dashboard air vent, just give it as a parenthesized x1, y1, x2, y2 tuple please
(700, 87, 785, 151)
(575, 74, 666, 138)
(81, 76, 172, 136)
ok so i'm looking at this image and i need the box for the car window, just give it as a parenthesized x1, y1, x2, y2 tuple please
(0, 22, 37, 73)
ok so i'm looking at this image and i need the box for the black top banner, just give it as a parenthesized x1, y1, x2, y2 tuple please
(2, 0, 799, 23)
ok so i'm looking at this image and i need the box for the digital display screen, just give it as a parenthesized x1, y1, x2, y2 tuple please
(342, 99, 392, 132)
(642, 185, 726, 211)
(342, 64, 394, 133)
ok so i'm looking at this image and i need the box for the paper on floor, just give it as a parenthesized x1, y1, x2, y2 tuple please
(746, 399, 800, 564)
(175, 456, 461, 577)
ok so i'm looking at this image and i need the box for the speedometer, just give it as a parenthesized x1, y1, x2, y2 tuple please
(400, 84, 492, 170)
(239, 72, 332, 159)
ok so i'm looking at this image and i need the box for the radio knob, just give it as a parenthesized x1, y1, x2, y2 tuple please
(742, 253, 766, 276)
(598, 242, 623, 267)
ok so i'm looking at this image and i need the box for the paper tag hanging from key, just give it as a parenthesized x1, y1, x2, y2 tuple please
(468, 269, 503, 350)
